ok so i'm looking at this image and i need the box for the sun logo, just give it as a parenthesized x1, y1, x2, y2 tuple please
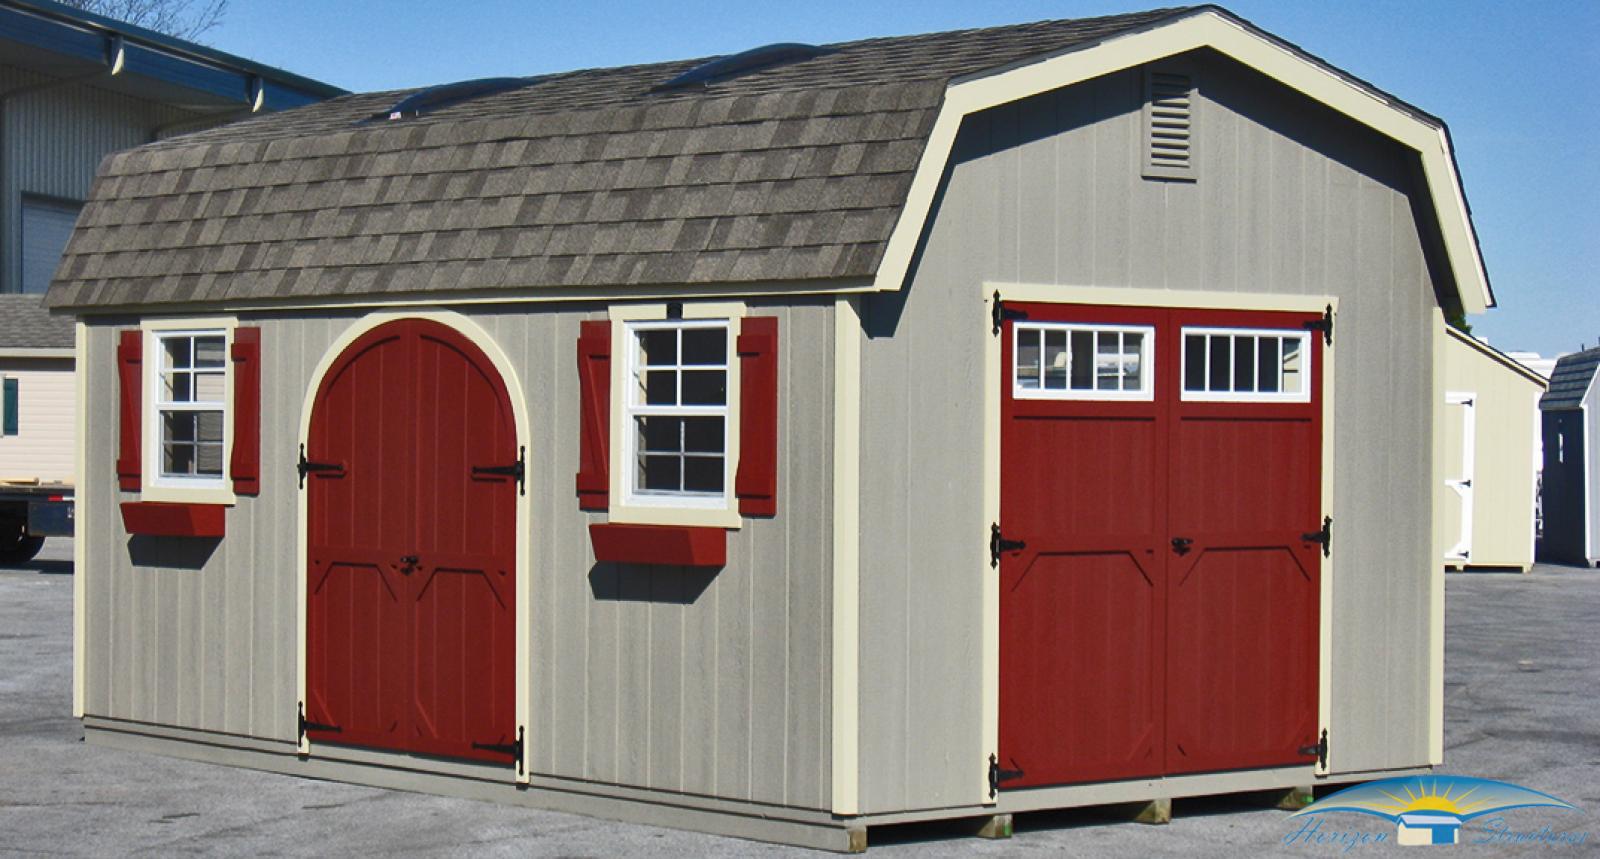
(1292, 776, 1575, 846)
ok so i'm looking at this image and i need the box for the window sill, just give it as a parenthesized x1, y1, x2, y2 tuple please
(120, 501, 226, 538)
(589, 523, 726, 567)
(606, 502, 742, 530)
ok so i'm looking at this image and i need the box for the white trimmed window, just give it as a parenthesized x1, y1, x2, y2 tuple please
(149, 329, 229, 487)
(1181, 328, 1311, 402)
(1013, 322, 1154, 401)
(623, 319, 730, 507)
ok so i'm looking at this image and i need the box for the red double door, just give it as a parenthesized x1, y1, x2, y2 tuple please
(998, 303, 1324, 788)
(305, 319, 519, 765)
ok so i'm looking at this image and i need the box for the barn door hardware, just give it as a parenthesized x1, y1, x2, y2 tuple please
(1301, 516, 1333, 557)
(1303, 304, 1334, 346)
(1171, 536, 1193, 555)
(297, 701, 341, 742)
(1299, 728, 1329, 769)
(989, 753, 1024, 798)
(398, 554, 420, 575)
(991, 290, 1028, 336)
(990, 523, 1026, 567)
(472, 725, 525, 775)
(472, 446, 526, 495)
(297, 444, 345, 488)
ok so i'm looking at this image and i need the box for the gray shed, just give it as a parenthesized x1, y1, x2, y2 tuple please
(1539, 348, 1599, 566)
(49, 6, 1495, 851)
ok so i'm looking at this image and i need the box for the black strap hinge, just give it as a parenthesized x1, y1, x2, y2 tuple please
(472, 446, 527, 495)
(1299, 728, 1328, 768)
(1301, 516, 1332, 558)
(298, 701, 340, 742)
(992, 290, 1029, 336)
(1303, 304, 1334, 346)
(297, 444, 345, 488)
(990, 523, 1026, 568)
(989, 753, 1024, 798)
(472, 725, 525, 775)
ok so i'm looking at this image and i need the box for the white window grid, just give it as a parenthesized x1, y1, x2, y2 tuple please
(1180, 327, 1312, 403)
(150, 329, 229, 485)
(1011, 322, 1155, 401)
(623, 319, 731, 508)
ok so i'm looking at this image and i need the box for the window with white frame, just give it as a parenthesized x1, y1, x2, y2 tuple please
(152, 330, 228, 484)
(1181, 328, 1310, 402)
(624, 320, 730, 505)
(1013, 322, 1154, 400)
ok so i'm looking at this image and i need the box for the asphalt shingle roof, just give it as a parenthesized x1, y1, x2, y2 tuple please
(0, 294, 74, 349)
(45, 7, 1194, 310)
(1540, 347, 1600, 410)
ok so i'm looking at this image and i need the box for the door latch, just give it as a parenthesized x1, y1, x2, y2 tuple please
(990, 523, 1026, 568)
(1171, 536, 1193, 555)
(398, 554, 419, 574)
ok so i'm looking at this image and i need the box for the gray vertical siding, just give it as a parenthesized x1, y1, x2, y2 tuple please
(82, 300, 832, 811)
(0, 66, 190, 294)
(857, 50, 1442, 813)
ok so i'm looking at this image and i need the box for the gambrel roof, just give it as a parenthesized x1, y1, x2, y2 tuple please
(46, 5, 1493, 314)
(1540, 347, 1600, 411)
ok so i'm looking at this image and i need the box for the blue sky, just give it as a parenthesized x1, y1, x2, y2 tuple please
(205, 1, 1597, 356)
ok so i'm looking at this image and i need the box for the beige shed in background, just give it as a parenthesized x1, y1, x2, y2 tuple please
(1437, 327, 1547, 571)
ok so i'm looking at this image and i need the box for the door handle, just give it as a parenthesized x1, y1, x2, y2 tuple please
(399, 554, 420, 574)
(1171, 537, 1193, 555)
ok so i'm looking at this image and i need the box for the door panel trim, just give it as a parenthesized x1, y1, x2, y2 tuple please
(297, 309, 531, 781)
(984, 285, 1337, 802)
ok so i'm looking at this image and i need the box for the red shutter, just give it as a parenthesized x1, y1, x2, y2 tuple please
(116, 330, 142, 492)
(735, 316, 778, 517)
(575, 320, 611, 511)
(230, 327, 262, 495)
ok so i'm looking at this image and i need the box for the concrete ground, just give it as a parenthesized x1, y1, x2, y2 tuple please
(2, 540, 1595, 856)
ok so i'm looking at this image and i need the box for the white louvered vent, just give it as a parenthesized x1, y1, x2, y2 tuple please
(1143, 68, 1196, 180)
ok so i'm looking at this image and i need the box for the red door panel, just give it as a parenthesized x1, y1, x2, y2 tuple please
(307, 319, 518, 765)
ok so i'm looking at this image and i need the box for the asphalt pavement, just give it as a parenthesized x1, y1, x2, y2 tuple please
(1, 540, 1595, 856)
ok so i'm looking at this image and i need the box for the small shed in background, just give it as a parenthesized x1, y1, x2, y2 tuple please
(1540, 347, 1600, 567)
(0, 294, 75, 481)
(1436, 327, 1546, 571)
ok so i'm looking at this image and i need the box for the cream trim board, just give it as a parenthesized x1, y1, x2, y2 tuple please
(1442, 392, 1476, 562)
(880, 10, 1490, 314)
(605, 301, 746, 530)
(984, 284, 1337, 784)
(830, 296, 861, 815)
(1427, 308, 1447, 764)
(0, 347, 75, 359)
(294, 309, 534, 780)
(71, 321, 87, 719)
(138, 317, 238, 505)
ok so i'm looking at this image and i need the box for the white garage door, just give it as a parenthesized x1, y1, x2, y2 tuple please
(21, 197, 82, 294)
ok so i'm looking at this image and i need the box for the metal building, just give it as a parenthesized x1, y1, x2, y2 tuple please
(1436, 328, 1546, 571)
(1540, 347, 1600, 567)
(1, 0, 345, 297)
(48, 7, 1500, 851)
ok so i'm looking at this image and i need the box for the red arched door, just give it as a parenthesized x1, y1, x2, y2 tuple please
(305, 318, 519, 765)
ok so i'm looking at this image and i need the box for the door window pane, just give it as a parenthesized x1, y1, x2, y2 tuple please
(1182, 328, 1311, 401)
(1012, 322, 1155, 400)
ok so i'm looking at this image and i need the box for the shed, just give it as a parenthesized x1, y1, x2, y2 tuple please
(0, 294, 74, 480)
(1539, 347, 1600, 566)
(1435, 328, 1546, 571)
(49, 6, 1495, 851)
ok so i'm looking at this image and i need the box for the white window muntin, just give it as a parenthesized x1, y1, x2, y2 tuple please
(622, 318, 731, 509)
(1180, 326, 1312, 403)
(1012, 322, 1155, 401)
(146, 327, 230, 490)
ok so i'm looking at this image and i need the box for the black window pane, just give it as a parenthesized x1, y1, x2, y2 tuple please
(1069, 330, 1093, 389)
(1258, 338, 1281, 392)
(681, 370, 725, 405)
(640, 455, 680, 491)
(644, 369, 677, 405)
(681, 328, 726, 365)
(168, 372, 192, 402)
(639, 329, 676, 366)
(637, 416, 681, 453)
(163, 336, 192, 370)
(1233, 337, 1254, 392)
(1208, 336, 1230, 391)
(1184, 335, 1205, 391)
(684, 455, 724, 493)
(164, 412, 196, 443)
(163, 443, 194, 475)
(683, 416, 724, 453)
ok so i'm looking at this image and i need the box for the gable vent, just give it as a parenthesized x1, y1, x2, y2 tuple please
(1143, 69, 1196, 180)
